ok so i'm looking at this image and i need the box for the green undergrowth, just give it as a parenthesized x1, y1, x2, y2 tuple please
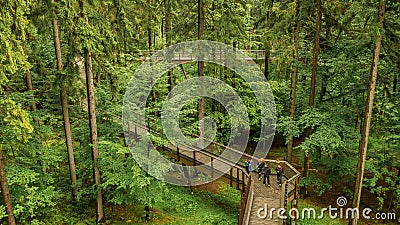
(108, 183, 241, 225)
(32, 182, 241, 225)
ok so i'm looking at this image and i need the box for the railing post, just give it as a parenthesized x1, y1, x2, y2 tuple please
(237, 168, 240, 190)
(291, 177, 299, 225)
(177, 145, 180, 162)
(284, 181, 289, 225)
(280, 180, 285, 211)
(211, 157, 214, 178)
(147, 117, 150, 132)
(242, 171, 245, 193)
(193, 151, 196, 166)
(230, 168, 233, 187)
(219, 46, 222, 61)
(182, 163, 193, 194)
(134, 124, 137, 136)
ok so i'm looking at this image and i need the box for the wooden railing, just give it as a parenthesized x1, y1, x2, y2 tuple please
(130, 49, 266, 62)
(125, 118, 251, 192)
(124, 116, 300, 224)
(238, 175, 253, 225)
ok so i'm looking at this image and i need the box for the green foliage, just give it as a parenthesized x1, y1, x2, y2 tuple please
(0, 205, 6, 220)
(0, 98, 34, 142)
(155, 184, 239, 225)
(299, 174, 331, 196)
(6, 155, 60, 221)
(99, 141, 158, 207)
(0, 0, 399, 223)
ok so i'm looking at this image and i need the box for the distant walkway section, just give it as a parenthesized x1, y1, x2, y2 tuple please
(132, 49, 266, 64)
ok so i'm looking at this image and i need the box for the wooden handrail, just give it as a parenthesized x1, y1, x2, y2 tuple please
(130, 49, 266, 62)
(127, 119, 251, 186)
(126, 116, 300, 196)
(125, 115, 300, 224)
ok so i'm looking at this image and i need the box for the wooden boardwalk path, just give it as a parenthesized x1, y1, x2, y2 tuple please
(125, 119, 300, 225)
(133, 49, 266, 64)
(247, 172, 283, 224)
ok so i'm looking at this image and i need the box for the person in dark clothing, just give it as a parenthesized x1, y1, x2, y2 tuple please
(257, 158, 265, 181)
(263, 164, 271, 186)
(245, 159, 252, 174)
(276, 164, 284, 186)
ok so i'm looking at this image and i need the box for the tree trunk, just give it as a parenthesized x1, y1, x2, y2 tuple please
(165, 0, 173, 93)
(22, 44, 39, 128)
(153, 31, 156, 49)
(350, 1, 385, 224)
(80, 1, 104, 222)
(24, 70, 36, 114)
(301, 0, 321, 198)
(264, 46, 270, 80)
(0, 146, 16, 225)
(23, 43, 43, 171)
(52, 2, 78, 202)
(232, 41, 236, 88)
(286, 0, 300, 164)
(96, 71, 100, 85)
(309, 0, 322, 109)
(84, 49, 104, 223)
(264, 0, 274, 81)
(60, 88, 78, 200)
(320, 22, 332, 103)
(147, 0, 152, 51)
(393, 72, 397, 93)
(197, 0, 205, 138)
(147, 0, 156, 110)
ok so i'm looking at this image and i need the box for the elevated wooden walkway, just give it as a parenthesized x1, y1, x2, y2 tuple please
(131, 49, 266, 64)
(124, 118, 300, 225)
(248, 172, 281, 225)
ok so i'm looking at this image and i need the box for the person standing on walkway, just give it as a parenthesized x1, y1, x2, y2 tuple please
(276, 164, 284, 186)
(245, 159, 252, 174)
(257, 158, 265, 181)
(263, 164, 271, 186)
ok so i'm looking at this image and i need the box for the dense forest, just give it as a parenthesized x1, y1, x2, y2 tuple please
(0, 0, 399, 224)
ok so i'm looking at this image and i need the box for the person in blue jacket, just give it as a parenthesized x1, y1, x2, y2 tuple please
(245, 159, 252, 174)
